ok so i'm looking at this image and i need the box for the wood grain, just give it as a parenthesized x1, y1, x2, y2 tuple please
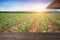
(0, 33, 60, 40)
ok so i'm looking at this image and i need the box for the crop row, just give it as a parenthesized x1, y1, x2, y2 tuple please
(0, 13, 38, 32)
(46, 13, 60, 30)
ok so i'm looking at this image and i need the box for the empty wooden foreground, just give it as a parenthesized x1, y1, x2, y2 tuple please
(0, 33, 60, 40)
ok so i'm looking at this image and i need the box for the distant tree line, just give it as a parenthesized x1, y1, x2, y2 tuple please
(0, 11, 34, 13)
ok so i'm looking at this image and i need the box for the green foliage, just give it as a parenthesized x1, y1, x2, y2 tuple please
(40, 17, 50, 32)
(46, 13, 60, 30)
(16, 28, 22, 32)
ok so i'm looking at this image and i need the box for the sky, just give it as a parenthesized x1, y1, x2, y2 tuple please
(0, 0, 53, 11)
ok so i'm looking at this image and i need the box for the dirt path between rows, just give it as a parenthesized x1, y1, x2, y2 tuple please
(45, 17, 60, 32)
(27, 16, 42, 32)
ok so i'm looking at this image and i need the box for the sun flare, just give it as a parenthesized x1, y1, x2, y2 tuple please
(32, 12, 47, 16)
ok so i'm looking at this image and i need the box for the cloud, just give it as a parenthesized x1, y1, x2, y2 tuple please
(0, 3, 49, 11)
(0, 0, 52, 11)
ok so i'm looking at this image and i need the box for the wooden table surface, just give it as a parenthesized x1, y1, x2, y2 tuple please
(0, 33, 60, 40)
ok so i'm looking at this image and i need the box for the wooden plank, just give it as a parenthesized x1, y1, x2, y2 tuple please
(0, 33, 60, 40)
(47, 0, 60, 9)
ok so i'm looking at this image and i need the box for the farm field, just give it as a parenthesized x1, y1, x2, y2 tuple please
(0, 12, 60, 33)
